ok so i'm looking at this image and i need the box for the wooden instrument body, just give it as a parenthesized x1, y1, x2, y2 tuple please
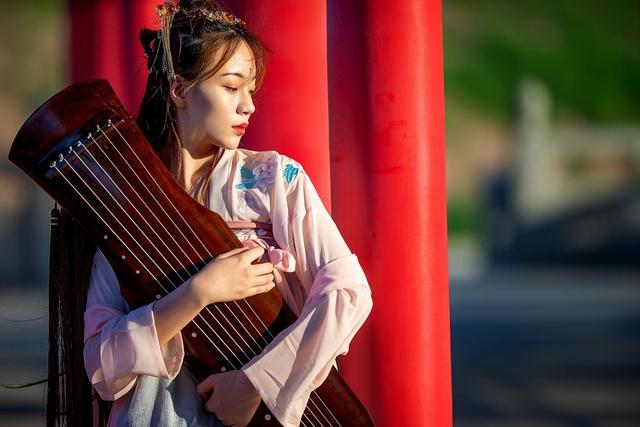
(9, 80, 374, 426)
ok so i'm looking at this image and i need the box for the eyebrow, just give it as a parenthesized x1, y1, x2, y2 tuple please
(221, 72, 255, 80)
(221, 72, 244, 78)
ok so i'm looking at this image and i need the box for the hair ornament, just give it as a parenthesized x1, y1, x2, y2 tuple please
(199, 8, 246, 27)
(156, 1, 180, 81)
(153, 1, 247, 81)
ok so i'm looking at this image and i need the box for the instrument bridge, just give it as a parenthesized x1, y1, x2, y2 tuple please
(42, 118, 125, 179)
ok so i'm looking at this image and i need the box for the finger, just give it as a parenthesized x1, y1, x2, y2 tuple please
(249, 261, 274, 275)
(245, 282, 276, 297)
(216, 247, 249, 260)
(204, 395, 217, 413)
(196, 375, 216, 397)
(251, 273, 275, 286)
(238, 246, 265, 263)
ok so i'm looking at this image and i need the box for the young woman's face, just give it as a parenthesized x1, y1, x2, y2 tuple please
(180, 41, 257, 155)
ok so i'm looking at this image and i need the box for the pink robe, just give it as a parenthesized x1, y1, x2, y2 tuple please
(83, 148, 373, 426)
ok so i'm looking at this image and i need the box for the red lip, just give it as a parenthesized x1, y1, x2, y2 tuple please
(233, 123, 248, 136)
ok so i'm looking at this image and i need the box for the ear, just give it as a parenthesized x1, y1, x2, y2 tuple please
(170, 76, 188, 108)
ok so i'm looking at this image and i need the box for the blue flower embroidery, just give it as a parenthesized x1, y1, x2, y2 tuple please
(235, 155, 278, 193)
(234, 165, 257, 190)
(283, 163, 299, 184)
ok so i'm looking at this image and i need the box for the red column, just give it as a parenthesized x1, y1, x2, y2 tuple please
(70, 0, 451, 423)
(329, 0, 452, 425)
(230, 0, 332, 207)
(326, 0, 376, 408)
(68, 0, 157, 114)
(69, 0, 330, 204)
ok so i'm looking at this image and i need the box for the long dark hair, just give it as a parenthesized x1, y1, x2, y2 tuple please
(47, 1, 268, 425)
(138, 0, 268, 204)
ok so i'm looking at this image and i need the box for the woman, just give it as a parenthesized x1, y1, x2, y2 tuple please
(80, 1, 372, 426)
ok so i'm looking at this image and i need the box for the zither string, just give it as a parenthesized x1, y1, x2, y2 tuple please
(107, 123, 341, 427)
(102, 126, 338, 427)
(106, 123, 338, 426)
(81, 138, 260, 359)
(93, 128, 270, 349)
(73, 143, 258, 361)
(106, 123, 340, 425)
(52, 161, 240, 366)
(105, 124, 273, 349)
(55, 154, 323, 427)
(57, 129, 334, 426)
(95, 128, 333, 427)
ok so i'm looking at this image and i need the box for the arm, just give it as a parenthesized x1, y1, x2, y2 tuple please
(83, 250, 186, 401)
(240, 159, 373, 426)
(83, 246, 274, 401)
(242, 256, 372, 426)
(154, 244, 274, 345)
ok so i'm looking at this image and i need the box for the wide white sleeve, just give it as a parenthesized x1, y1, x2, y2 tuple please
(83, 250, 184, 401)
(241, 159, 373, 426)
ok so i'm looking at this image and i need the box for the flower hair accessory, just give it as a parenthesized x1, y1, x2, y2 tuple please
(200, 8, 246, 27)
(155, 1, 247, 81)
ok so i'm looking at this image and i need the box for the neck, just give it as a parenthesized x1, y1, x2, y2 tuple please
(176, 117, 220, 191)
(180, 145, 221, 192)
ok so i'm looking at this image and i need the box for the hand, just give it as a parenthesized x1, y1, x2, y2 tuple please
(197, 370, 262, 427)
(190, 246, 275, 307)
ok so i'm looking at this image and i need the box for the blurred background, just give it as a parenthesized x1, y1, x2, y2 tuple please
(445, 1, 640, 426)
(0, 0, 638, 426)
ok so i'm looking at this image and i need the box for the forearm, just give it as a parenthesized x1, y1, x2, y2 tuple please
(241, 254, 372, 426)
(153, 277, 204, 346)
(242, 285, 372, 426)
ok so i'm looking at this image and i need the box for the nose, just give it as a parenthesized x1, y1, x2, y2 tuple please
(238, 90, 256, 116)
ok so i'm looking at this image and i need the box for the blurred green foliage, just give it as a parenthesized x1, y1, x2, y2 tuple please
(447, 197, 482, 236)
(444, 0, 640, 236)
(444, 0, 640, 122)
(0, 0, 64, 109)
(0, 0, 58, 10)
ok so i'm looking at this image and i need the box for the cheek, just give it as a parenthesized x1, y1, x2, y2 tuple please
(191, 92, 216, 123)
(194, 92, 231, 129)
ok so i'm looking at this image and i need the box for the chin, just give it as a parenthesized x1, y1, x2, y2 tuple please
(211, 136, 240, 151)
(218, 140, 241, 151)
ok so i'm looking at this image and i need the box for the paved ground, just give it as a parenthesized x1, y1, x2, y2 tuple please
(1, 267, 640, 426)
(451, 268, 640, 427)
(0, 292, 47, 426)
(0, 291, 47, 427)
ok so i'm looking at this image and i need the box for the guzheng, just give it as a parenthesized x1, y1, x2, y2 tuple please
(9, 80, 374, 427)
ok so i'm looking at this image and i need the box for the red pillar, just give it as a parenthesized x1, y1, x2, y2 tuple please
(69, 0, 331, 204)
(326, 0, 376, 409)
(68, 0, 158, 114)
(70, 0, 451, 424)
(229, 0, 332, 207)
(329, 0, 452, 425)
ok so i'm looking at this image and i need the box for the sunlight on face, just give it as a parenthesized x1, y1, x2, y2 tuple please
(181, 42, 257, 156)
